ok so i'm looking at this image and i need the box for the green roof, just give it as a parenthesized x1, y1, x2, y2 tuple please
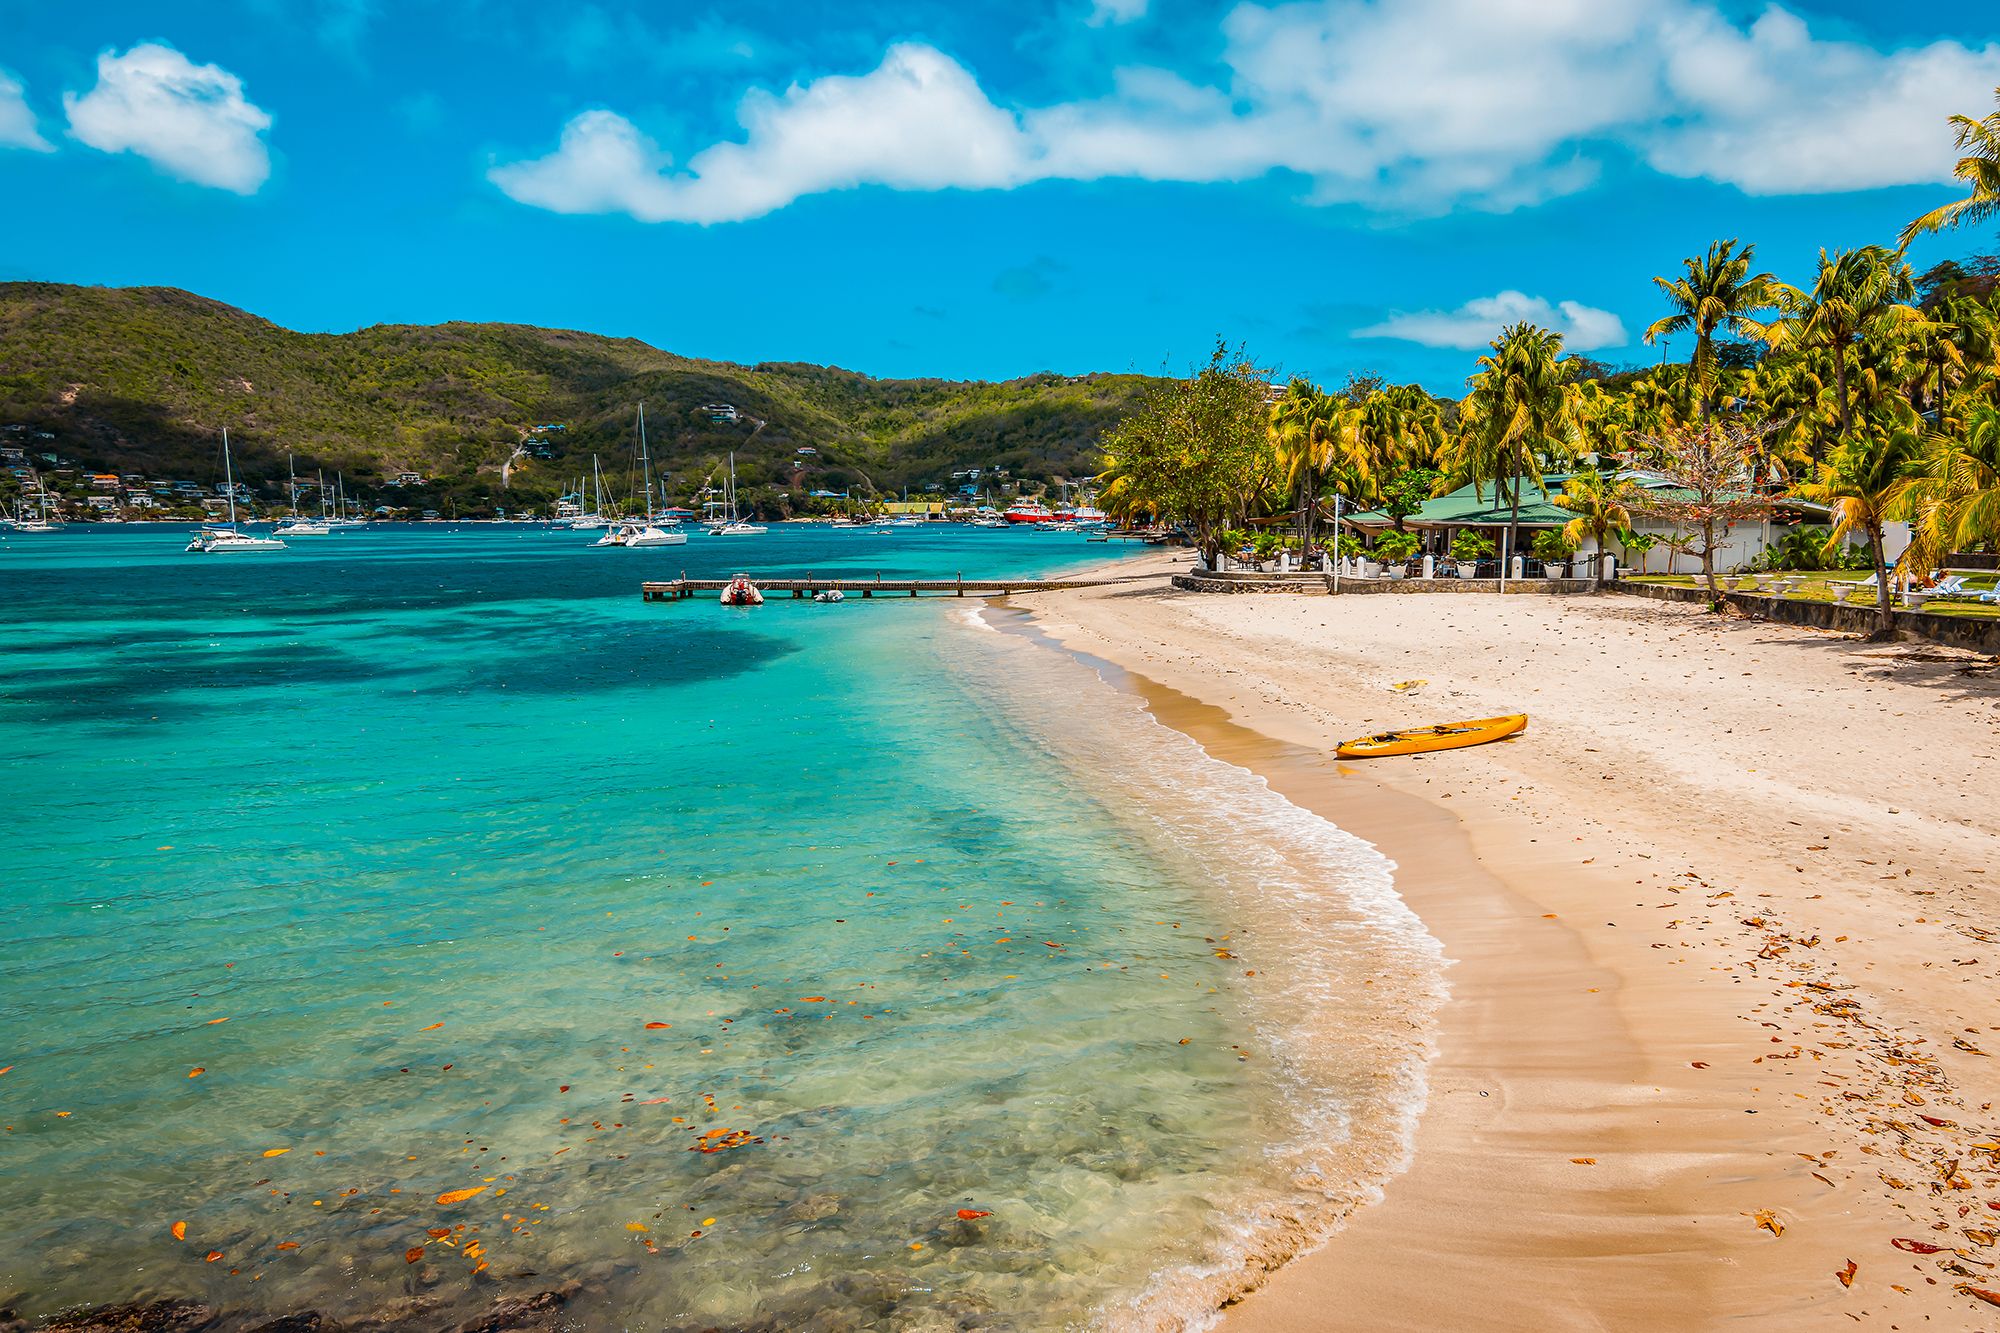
(1346, 479, 1570, 528)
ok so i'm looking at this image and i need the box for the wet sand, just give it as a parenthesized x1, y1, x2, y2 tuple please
(1013, 553, 2000, 1330)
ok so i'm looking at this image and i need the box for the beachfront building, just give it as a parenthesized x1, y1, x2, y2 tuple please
(1343, 472, 1903, 576)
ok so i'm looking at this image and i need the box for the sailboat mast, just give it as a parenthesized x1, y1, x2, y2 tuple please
(223, 428, 238, 526)
(638, 404, 655, 523)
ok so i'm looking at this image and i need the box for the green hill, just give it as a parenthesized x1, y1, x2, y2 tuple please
(0, 283, 1152, 516)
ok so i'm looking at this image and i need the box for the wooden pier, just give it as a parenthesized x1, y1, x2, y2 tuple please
(642, 574, 1123, 601)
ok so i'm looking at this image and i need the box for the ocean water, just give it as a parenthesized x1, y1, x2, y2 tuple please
(0, 524, 1444, 1330)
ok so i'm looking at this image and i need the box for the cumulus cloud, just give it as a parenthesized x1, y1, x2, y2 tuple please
(0, 69, 52, 151)
(65, 43, 272, 193)
(1356, 291, 1630, 351)
(491, 0, 2000, 224)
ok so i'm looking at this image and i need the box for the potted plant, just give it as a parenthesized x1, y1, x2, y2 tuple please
(1374, 529, 1421, 578)
(1448, 529, 1494, 578)
(1531, 529, 1574, 578)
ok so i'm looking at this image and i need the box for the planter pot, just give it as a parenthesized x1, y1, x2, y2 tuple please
(1456, 562, 1480, 579)
(1542, 563, 1566, 579)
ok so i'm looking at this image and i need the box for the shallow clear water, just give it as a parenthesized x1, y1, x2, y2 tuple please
(0, 524, 1441, 1330)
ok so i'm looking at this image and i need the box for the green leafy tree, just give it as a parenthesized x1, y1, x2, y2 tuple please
(1447, 323, 1582, 561)
(1769, 247, 1925, 444)
(1797, 427, 1927, 634)
(1631, 420, 1779, 610)
(1550, 468, 1637, 588)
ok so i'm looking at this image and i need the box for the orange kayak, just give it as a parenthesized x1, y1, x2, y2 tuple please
(1335, 713, 1527, 759)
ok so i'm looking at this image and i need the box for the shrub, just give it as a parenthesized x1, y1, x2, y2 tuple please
(1449, 529, 1495, 562)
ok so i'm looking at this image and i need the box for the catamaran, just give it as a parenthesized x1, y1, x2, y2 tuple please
(187, 429, 286, 553)
(594, 405, 685, 548)
(705, 452, 767, 535)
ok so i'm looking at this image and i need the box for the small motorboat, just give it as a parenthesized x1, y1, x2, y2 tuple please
(719, 573, 764, 606)
(812, 589, 845, 603)
(1334, 713, 1526, 759)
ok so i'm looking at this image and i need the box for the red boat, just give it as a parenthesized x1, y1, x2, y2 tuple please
(1003, 500, 1055, 524)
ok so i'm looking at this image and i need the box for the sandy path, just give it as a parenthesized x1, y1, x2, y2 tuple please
(1015, 555, 2000, 1331)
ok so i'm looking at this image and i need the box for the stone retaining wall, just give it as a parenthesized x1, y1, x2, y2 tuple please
(1170, 572, 1328, 594)
(1613, 581, 2000, 653)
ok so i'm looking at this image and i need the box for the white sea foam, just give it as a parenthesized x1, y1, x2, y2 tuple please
(944, 606, 1450, 1330)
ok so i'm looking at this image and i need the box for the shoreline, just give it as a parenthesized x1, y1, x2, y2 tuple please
(1008, 553, 2000, 1330)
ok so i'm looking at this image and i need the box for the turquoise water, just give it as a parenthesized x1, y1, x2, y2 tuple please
(0, 524, 1443, 1330)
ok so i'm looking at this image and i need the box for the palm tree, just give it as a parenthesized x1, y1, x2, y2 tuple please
(1891, 403, 2000, 577)
(1769, 247, 1925, 445)
(1550, 469, 1637, 588)
(1795, 426, 1927, 634)
(1268, 379, 1351, 552)
(1643, 239, 1776, 416)
(1450, 323, 1582, 563)
(1900, 85, 2000, 246)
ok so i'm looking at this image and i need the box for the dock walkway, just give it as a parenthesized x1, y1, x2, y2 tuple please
(642, 574, 1125, 601)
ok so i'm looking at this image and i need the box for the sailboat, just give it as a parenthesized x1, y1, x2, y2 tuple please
(594, 405, 685, 548)
(8, 488, 60, 532)
(186, 429, 286, 553)
(707, 452, 766, 535)
(325, 474, 365, 528)
(568, 457, 611, 530)
(273, 454, 329, 536)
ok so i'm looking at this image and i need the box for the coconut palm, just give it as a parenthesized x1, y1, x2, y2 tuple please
(1449, 322, 1582, 561)
(1900, 86, 2000, 246)
(1550, 468, 1637, 588)
(1794, 425, 1927, 634)
(1643, 239, 1776, 416)
(1890, 403, 2000, 577)
(1769, 247, 1926, 445)
(1268, 378, 1352, 550)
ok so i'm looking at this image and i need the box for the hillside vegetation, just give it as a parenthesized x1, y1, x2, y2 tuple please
(0, 283, 1152, 513)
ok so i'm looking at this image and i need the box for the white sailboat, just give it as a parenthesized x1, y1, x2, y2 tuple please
(708, 452, 766, 535)
(187, 429, 286, 553)
(595, 405, 685, 548)
(273, 454, 329, 536)
(569, 457, 611, 530)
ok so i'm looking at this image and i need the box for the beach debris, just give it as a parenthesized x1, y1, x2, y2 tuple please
(404, 1246, 425, 1264)
(1961, 1284, 2000, 1308)
(204, 1251, 224, 1263)
(1892, 1237, 1949, 1253)
(1569, 1157, 1597, 1165)
(1388, 679, 1427, 693)
(419, 1022, 444, 1031)
(626, 1222, 649, 1233)
(170, 1220, 187, 1240)
(436, 1186, 488, 1205)
(275, 1241, 299, 1251)
(957, 1209, 991, 1220)
(262, 1148, 290, 1158)
(1748, 1209, 1784, 1236)
(644, 1021, 671, 1029)
(1837, 1259, 1857, 1287)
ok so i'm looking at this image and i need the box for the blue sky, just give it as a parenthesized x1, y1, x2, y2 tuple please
(0, 0, 1996, 394)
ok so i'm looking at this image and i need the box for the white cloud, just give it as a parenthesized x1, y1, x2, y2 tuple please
(64, 43, 272, 193)
(1085, 0, 1149, 27)
(491, 0, 2000, 224)
(491, 44, 1036, 224)
(0, 68, 51, 151)
(1356, 291, 1630, 351)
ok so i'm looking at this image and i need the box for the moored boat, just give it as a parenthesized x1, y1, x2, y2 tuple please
(1003, 500, 1054, 525)
(720, 573, 764, 606)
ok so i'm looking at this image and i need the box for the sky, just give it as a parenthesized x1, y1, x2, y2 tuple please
(1, 0, 1997, 394)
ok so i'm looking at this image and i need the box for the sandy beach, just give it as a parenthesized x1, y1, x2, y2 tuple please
(1018, 553, 2000, 1330)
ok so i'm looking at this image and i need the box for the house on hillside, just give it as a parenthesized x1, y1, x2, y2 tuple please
(701, 403, 740, 423)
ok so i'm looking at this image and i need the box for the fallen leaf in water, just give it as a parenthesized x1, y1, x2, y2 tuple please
(639, 1096, 670, 1105)
(1749, 1210, 1783, 1236)
(206, 1018, 228, 1026)
(204, 1251, 223, 1263)
(171, 1221, 187, 1241)
(275, 1242, 299, 1251)
(0, 1066, 11, 1076)
(957, 1209, 991, 1220)
(626, 1222, 649, 1233)
(800, 997, 828, 1003)
(262, 1149, 290, 1158)
(1837, 1259, 1856, 1287)
(436, 1187, 487, 1206)
(187, 1067, 204, 1078)
(426, 1227, 451, 1239)
(419, 1023, 444, 1032)
(644, 1022, 670, 1030)
(1893, 1237, 1948, 1254)
(405, 1246, 425, 1264)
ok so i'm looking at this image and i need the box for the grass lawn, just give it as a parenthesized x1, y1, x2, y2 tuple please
(1625, 571, 2000, 621)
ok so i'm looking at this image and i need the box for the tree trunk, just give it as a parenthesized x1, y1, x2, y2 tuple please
(1870, 526, 1894, 637)
(1701, 518, 1722, 610)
